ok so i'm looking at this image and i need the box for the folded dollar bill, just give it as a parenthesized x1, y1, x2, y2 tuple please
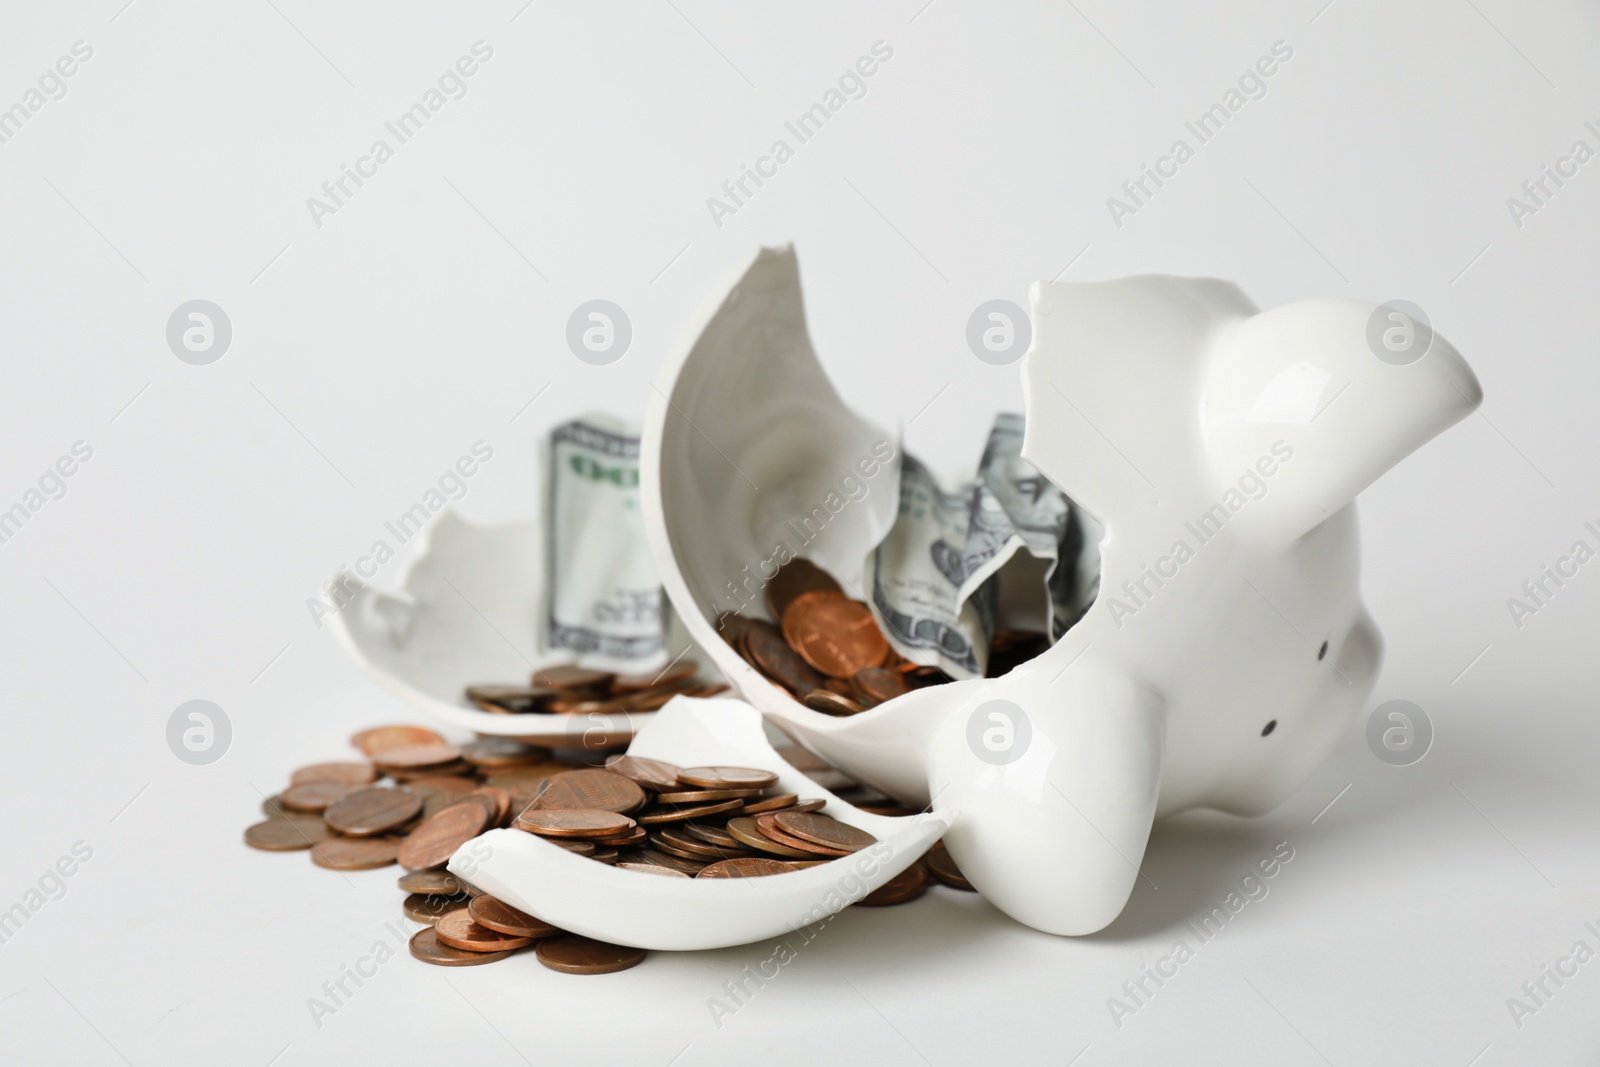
(543, 415, 667, 670)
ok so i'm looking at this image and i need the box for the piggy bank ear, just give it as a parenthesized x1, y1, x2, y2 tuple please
(1202, 298, 1481, 546)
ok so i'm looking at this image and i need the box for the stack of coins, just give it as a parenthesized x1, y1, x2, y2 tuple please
(464, 663, 727, 716)
(719, 558, 1049, 715)
(244, 723, 976, 973)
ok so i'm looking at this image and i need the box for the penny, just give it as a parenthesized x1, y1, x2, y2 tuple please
(371, 743, 463, 772)
(631, 848, 707, 876)
(535, 935, 646, 975)
(802, 689, 865, 716)
(654, 788, 762, 804)
(617, 862, 690, 877)
(461, 738, 550, 769)
(351, 725, 445, 756)
(614, 686, 693, 712)
(765, 558, 843, 627)
(788, 799, 828, 814)
(403, 893, 466, 924)
(409, 925, 518, 967)
(590, 848, 619, 864)
(611, 661, 698, 692)
(655, 827, 744, 859)
(531, 665, 614, 690)
(279, 781, 352, 813)
(740, 793, 799, 815)
(398, 802, 489, 870)
(290, 761, 377, 787)
(514, 809, 635, 838)
(261, 795, 291, 818)
(859, 861, 930, 906)
(851, 667, 910, 705)
(684, 822, 742, 848)
(725, 817, 815, 859)
(465, 685, 555, 714)
(587, 825, 647, 848)
(924, 846, 975, 890)
(677, 766, 779, 789)
(244, 817, 329, 851)
(698, 857, 800, 878)
(386, 760, 472, 781)
(533, 769, 646, 814)
(465, 787, 511, 827)
(435, 908, 534, 952)
(603, 755, 683, 793)
(783, 593, 889, 678)
(311, 835, 402, 870)
(399, 868, 464, 895)
(323, 787, 424, 837)
(650, 836, 721, 863)
(743, 621, 825, 695)
(772, 811, 877, 853)
(754, 814, 852, 856)
(468, 895, 561, 938)
(548, 838, 596, 855)
(636, 799, 744, 825)
(824, 677, 856, 696)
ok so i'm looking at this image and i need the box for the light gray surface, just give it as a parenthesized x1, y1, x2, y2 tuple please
(1, 1, 1595, 1064)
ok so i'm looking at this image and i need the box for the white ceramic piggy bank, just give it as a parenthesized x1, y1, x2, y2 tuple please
(638, 247, 1481, 937)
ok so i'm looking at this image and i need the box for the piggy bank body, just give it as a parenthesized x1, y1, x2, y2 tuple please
(638, 247, 1481, 937)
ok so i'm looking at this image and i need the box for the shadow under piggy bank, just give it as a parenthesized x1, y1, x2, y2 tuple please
(633, 246, 1482, 941)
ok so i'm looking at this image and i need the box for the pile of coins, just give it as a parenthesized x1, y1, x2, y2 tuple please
(719, 559, 1049, 715)
(464, 663, 726, 716)
(244, 722, 975, 973)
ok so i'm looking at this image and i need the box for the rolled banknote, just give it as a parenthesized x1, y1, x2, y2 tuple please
(865, 413, 1100, 678)
(543, 415, 666, 670)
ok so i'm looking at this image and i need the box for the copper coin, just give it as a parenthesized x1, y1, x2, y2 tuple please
(465, 787, 511, 827)
(653, 827, 743, 859)
(765, 558, 844, 627)
(398, 802, 489, 870)
(461, 738, 550, 769)
(546, 698, 625, 716)
(614, 686, 694, 712)
(465, 685, 555, 714)
(514, 809, 635, 838)
(533, 769, 646, 814)
(740, 793, 799, 815)
(244, 817, 329, 851)
(851, 667, 910, 705)
(823, 677, 856, 697)
(484, 763, 568, 787)
(631, 848, 707, 875)
(603, 755, 684, 792)
(698, 858, 800, 878)
(802, 689, 865, 716)
(654, 788, 763, 803)
(403, 893, 466, 924)
(587, 825, 647, 848)
(322, 787, 424, 837)
(399, 868, 464, 895)
(636, 799, 743, 825)
(435, 908, 534, 952)
(773, 811, 877, 853)
(859, 861, 930, 906)
(548, 837, 596, 855)
(535, 935, 646, 975)
(617, 862, 689, 877)
(724, 817, 815, 859)
(715, 611, 760, 647)
(684, 822, 742, 848)
(261, 795, 291, 818)
(753, 814, 852, 856)
(677, 766, 779, 789)
(903, 665, 952, 687)
(649, 836, 721, 863)
(590, 847, 619, 864)
(278, 781, 352, 813)
(531, 665, 614, 690)
(371, 742, 463, 772)
(925, 847, 975, 891)
(386, 760, 472, 781)
(351, 724, 445, 756)
(682, 682, 730, 698)
(290, 761, 377, 787)
(774, 744, 832, 773)
(742, 621, 825, 694)
(783, 593, 890, 678)
(409, 925, 518, 966)
(468, 895, 561, 938)
(311, 836, 402, 870)
(611, 661, 699, 692)
(789, 799, 828, 814)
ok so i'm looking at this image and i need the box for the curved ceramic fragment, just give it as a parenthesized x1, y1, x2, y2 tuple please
(447, 696, 950, 950)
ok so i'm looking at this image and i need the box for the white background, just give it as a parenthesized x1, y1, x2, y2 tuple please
(1, 1, 1597, 1064)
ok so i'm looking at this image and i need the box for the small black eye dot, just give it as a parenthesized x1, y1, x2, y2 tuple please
(1261, 720, 1277, 737)
(1317, 641, 1329, 661)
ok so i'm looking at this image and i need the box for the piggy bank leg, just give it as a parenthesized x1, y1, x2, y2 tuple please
(927, 657, 1165, 935)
